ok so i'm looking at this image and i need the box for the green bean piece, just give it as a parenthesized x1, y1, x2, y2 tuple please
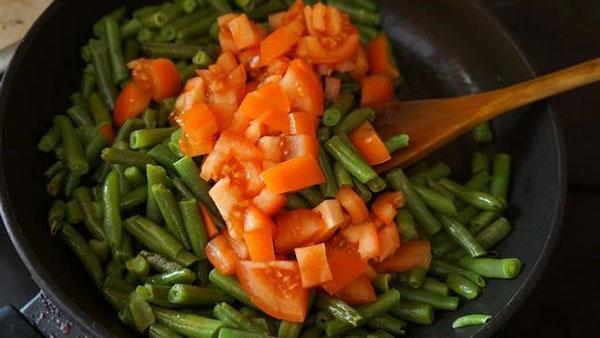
(93, 6, 127, 37)
(143, 3, 183, 28)
(366, 315, 407, 337)
(101, 148, 156, 168)
(133, 5, 161, 19)
(166, 8, 212, 32)
(149, 323, 183, 338)
(217, 328, 265, 338)
(446, 217, 512, 261)
(153, 307, 223, 338)
(103, 287, 130, 311)
(470, 209, 504, 233)
(121, 19, 143, 41)
(130, 127, 177, 149)
(367, 176, 386, 193)
(490, 153, 511, 198)
(315, 293, 362, 326)
(472, 121, 493, 143)
(323, 91, 354, 127)
(53, 116, 89, 175)
(208, 269, 254, 308)
(437, 214, 486, 258)
(140, 250, 183, 273)
(369, 330, 395, 338)
(285, 193, 310, 210)
(148, 144, 181, 174)
(179, 63, 200, 81)
(137, 284, 176, 308)
(48, 201, 66, 236)
(213, 302, 268, 333)
(373, 273, 392, 293)
(125, 254, 151, 280)
(144, 268, 196, 286)
(142, 41, 207, 59)
(408, 266, 428, 289)
(124, 167, 145, 188)
(234, 0, 266, 12)
(329, 0, 380, 25)
(44, 161, 66, 178)
(117, 231, 135, 262)
(458, 206, 480, 225)
(123, 216, 199, 266)
(137, 27, 157, 43)
(119, 306, 135, 329)
(88, 92, 114, 130)
(428, 258, 486, 288)
(471, 152, 490, 174)
(333, 107, 375, 135)
(104, 18, 128, 84)
(208, 0, 233, 14)
(384, 134, 410, 153)
(62, 171, 82, 198)
(114, 118, 145, 144)
(396, 286, 459, 311)
(299, 326, 321, 338)
(178, 199, 208, 259)
(119, 186, 147, 211)
(324, 290, 400, 336)
(65, 199, 83, 225)
(356, 23, 378, 44)
(173, 156, 219, 215)
(352, 177, 373, 202)
(333, 162, 354, 188)
(192, 50, 213, 67)
(389, 301, 434, 325)
(85, 132, 107, 165)
(463, 171, 492, 192)
(395, 209, 419, 241)
(422, 277, 450, 296)
(88, 40, 117, 110)
(446, 273, 480, 300)
(103, 171, 123, 255)
(426, 179, 455, 201)
(60, 224, 104, 287)
(279, 321, 302, 338)
(38, 126, 61, 152)
(105, 273, 137, 293)
(317, 126, 332, 143)
(170, 178, 193, 201)
(344, 327, 368, 338)
(129, 293, 156, 333)
(177, 15, 218, 40)
(458, 257, 521, 279)
(248, 0, 286, 20)
(141, 108, 158, 129)
(326, 135, 377, 184)
(387, 169, 441, 234)
(439, 178, 505, 211)
(452, 314, 492, 328)
(73, 187, 105, 240)
(410, 162, 452, 185)
(413, 184, 458, 217)
(176, 0, 198, 13)
(299, 186, 325, 207)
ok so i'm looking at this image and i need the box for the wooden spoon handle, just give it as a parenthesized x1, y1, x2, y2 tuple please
(480, 57, 600, 118)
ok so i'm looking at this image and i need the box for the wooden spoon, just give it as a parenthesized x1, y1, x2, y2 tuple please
(373, 57, 600, 172)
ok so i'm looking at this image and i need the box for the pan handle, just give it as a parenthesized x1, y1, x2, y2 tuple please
(0, 304, 42, 337)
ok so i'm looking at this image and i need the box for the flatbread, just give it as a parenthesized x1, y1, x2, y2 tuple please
(0, 0, 53, 50)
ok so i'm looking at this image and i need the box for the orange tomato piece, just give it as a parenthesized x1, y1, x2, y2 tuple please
(341, 222, 381, 261)
(129, 58, 182, 100)
(207, 103, 236, 131)
(321, 244, 369, 295)
(243, 206, 276, 262)
(313, 199, 346, 242)
(361, 74, 395, 107)
(376, 240, 432, 273)
(371, 191, 405, 224)
(239, 82, 292, 133)
(366, 35, 401, 79)
(261, 19, 305, 64)
(208, 177, 248, 241)
(274, 208, 324, 254)
(252, 186, 287, 216)
(174, 77, 207, 115)
(295, 244, 333, 288)
(199, 203, 219, 239)
(98, 124, 116, 145)
(227, 14, 263, 50)
(261, 155, 326, 194)
(113, 82, 151, 127)
(334, 275, 377, 305)
(284, 135, 319, 160)
(175, 103, 219, 156)
(201, 131, 263, 181)
(335, 187, 369, 225)
(205, 233, 239, 275)
(280, 59, 324, 116)
(237, 260, 309, 322)
(325, 76, 341, 102)
(289, 112, 317, 137)
(349, 121, 391, 165)
(377, 223, 401, 261)
(350, 44, 369, 81)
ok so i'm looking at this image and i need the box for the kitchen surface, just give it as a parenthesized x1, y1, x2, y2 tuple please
(0, 0, 599, 336)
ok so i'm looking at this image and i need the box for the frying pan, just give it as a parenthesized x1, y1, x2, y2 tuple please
(0, 0, 566, 337)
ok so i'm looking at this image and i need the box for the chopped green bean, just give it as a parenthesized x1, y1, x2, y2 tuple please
(452, 314, 492, 328)
(458, 257, 521, 279)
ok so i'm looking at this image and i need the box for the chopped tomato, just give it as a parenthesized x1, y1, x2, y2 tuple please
(227, 14, 263, 50)
(341, 222, 381, 261)
(268, 0, 305, 30)
(238, 82, 291, 133)
(261, 155, 326, 194)
(201, 131, 263, 182)
(113, 82, 151, 126)
(244, 120, 266, 143)
(321, 241, 369, 295)
(258, 136, 283, 164)
(313, 199, 346, 242)
(280, 59, 324, 116)
(376, 240, 432, 273)
(361, 74, 395, 107)
(274, 208, 324, 254)
(349, 121, 391, 166)
(261, 19, 305, 64)
(244, 205, 275, 262)
(350, 44, 369, 81)
(289, 112, 317, 137)
(336, 187, 369, 225)
(325, 76, 341, 101)
(205, 233, 239, 275)
(371, 191, 405, 224)
(377, 223, 401, 261)
(175, 77, 207, 115)
(227, 233, 250, 260)
(364, 265, 379, 280)
(98, 125, 116, 144)
(129, 58, 181, 101)
(199, 203, 219, 239)
(252, 186, 287, 216)
(207, 103, 236, 131)
(334, 275, 376, 305)
(366, 35, 400, 79)
(175, 103, 218, 156)
(237, 260, 308, 322)
(208, 177, 248, 241)
(283, 135, 319, 160)
(295, 243, 333, 288)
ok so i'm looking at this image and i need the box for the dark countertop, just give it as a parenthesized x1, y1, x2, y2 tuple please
(1, 0, 599, 336)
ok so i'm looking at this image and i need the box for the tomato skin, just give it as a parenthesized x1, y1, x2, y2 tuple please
(361, 74, 395, 107)
(208, 177, 248, 241)
(130, 58, 182, 101)
(321, 244, 369, 295)
(334, 274, 377, 305)
(376, 240, 432, 273)
(260, 155, 326, 195)
(295, 243, 333, 288)
(206, 233, 239, 275)
(175, 103, 219, 156)
(261, 19, 305, 64)
(377, 223, 402, 262)
(349, 121, 391, 166)
(335, 187, 369, 225)
(237, 260, 309, 322)
(296, 34, 360, 65)
(280, 59, 324, 116)
(113, 82, 151, 126)
(366, 35, 401, 79)
(274, 208, 324, 254)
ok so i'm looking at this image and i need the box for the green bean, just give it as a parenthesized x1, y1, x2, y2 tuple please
(173, 156, 219, 215)
(334, 162, 354, 188)
(389, 301, 434, 325)
(153, 307, 223, 338)
(333, 108, 375, 135)
(166, 8, 212, 32)
(344, 327, 368, 338)
(285, 193, 311, 210)
(103, 18, 128, 84)
(356, 23, 378, 44)
(144, 268, 196, 286)
(195, 259, 211, 286)
(410, 162, 452, 185)
(324, 290, 400, 336)
(413, 184, 458, 217)
(119, 185, 148, 211)
(105, 273, 136, 293)
(44, 161, 66, 178)
(422, 277, 449, 296)
(323, 91, 354, 127)
(452, 314, 492, 328)
(73, 187, 105, 240)
(48, 200, 66, 236)
(178, 63, 200, 81)
(366, 315, 407, 336)
(129, 293, 156, 333)
(93, 6, 127, 37)
(137, 284, 175, 309)
(142, 41, 207, 59)
(140, 108, 158, 129)
(60, 224, 104, 287)
(123, 216, 199, 266)
(470, 209, 504, 233)
(148, 144, 181, 174)
(458, 257, 521, 279)
(317, 126, 331, 143)
(85, 132, 107, 165)
(177, 15, 218, 40)
(149, 323, 183, 338)
(463, 171, 492, 192)
(339, 72, 360, 94)
(352, 177, 373, 202)
(167, 284, 233, 306)
(408, 266, 428, 289)
(472, 121, 493, 143)
(38, 126, 61, 152)
(446, 273, 480, 300)
(315, 293, 362, 326)
(120, 19, 143, 41)
(248, 0, 286, 21)
(368, 330, 395, 338)
(437, 214, 486, 257)
(326, 135, 377, 184)
(384, 134, 410, 153)
(105, 258, 124, 278)
(328, 0, 380, 25)
(103, 287, 129, 311)
(140, 250, 183, 273)
(446, 217, 512, 261)
(103, 171, 123, 256)
(47, 170, 66, 197)
(124, 167, 146, 188)
(395, 286, 459, 311)
(65, 199, 83, 225)
(278, 321, 302, 338)
(81, 70, 97, 98)
(458, 206, 480, 225)
(471, 153, 490, 174)
(395, 209, 419, 241)
(367, 176, 386, 193)
(299, 326, 321, 338)
(439, 178, 505, 211)
(88, 92, 114, 130)
(116, 231, 134, 262)
(130, 127, 177, 149)
(126, 254, 151, 280)
(387, 169, 441, 234)
(63, 171, 83, 198)
(208, 269, 254, 308)
(138, 28, 157, 43)
(173, 178, 195, 200)
(217, 328, 265, 338)
(53, 115, 89, 175)
(101, 148, 156, 169)
(119, 306, 135, 329)
(176, 0, 198, 13)
(373, 273, 392, 293)
(299, 186, 325, 207)
(88, 40, 117, 110)
(133, 5, 161, 19)
(114, 118, 145, 144)
(143, 3, 183, 28)
(490, 153, 511, 198)
(213, 302, 268, 333)
(207, 0, 233, 14)
(179, 199, 208, 259)
(428, 258, 486, 288)
(192, 50, 213, 67)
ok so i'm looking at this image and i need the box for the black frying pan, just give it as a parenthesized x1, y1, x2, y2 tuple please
(0, 0, 566, 337)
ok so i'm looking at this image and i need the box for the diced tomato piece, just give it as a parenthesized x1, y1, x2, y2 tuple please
(274, 209, 324, 254)
(199, 203, 219, 239)
(129, 58, 181, 101)
(98, 125, 116, 144)
(208, 177, 248, 241)
(239, 82, 291, 133)
(244, 206, 276, 262)
(218, 13, 238, 27)
(321, 244, 369, 295)
(228, 233, 250, 260)
(350, 44, 369, 81)
(341, 222, 381, 261)
(206, 233, 239, 275)
(280, 59, 324, 116)
(219, 26, 240, 54)
(237, 260, 308, 322)
(268, 12, 286, 30)
(349, 121, 391, 165)
(377, 223, 401, 261)
(201, 131, 263, 181)
(207, 103, 236, 131)
(325, 76, 341, 102)
(295, 244, 333, 288)
(289, 112, 317, 137)
(261, 19, 305, 64)
(334, 275, 377, 305)
(244, 120, 266, 143)
(361, 75, 395, 107)
(261, 155, 326, 194)
(371, 191, 405, 224)
(175, 103, 219, 156)
(227, 14, 263, 50)
(113, 82, 151, 126)
(252, 186, 287, 216)
(376, 240, 432, 273)
(258, 136, 283, 163)
(313, 199, 346, 242)
(296, 33, 360, 65)
(175, 77, 207, 115)
(366, 35, 401, 79)
(364, 265, 379, 280)
(283, 135, 319, 160)
(336, 187, 369, 225)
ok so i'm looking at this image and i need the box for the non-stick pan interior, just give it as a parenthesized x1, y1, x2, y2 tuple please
(0, 0, 565, 337)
